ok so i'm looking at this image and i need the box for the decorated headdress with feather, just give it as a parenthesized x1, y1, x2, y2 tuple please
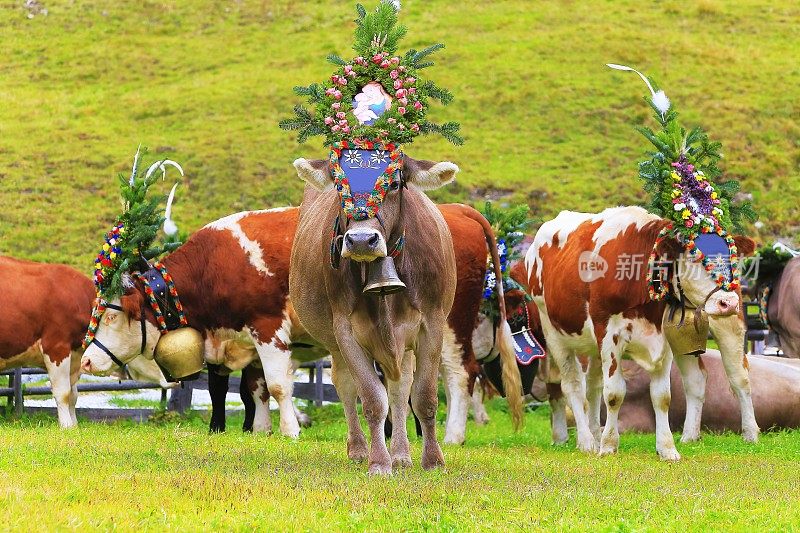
(609, 64, 758, 294)
(91, 147, 184, 299)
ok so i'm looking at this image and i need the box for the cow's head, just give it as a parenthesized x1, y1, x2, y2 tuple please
(81, 288, 160, 375)
(656, 233, 756, 317)
(294, 153, 457, 263)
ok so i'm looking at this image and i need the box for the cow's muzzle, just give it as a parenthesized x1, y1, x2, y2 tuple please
(342, 228, 387, 262)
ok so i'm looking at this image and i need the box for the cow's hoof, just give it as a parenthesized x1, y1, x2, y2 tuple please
(576, 434, 598, 453)
(598, 445, 618, 456)
(368, 462, 393, 476)
(347, 441, 369, 463)
(392, 454, 412, 469)
(296, 412, 312, 428)
(443, 434, 465, 446)
(279, 424, 300, 439)
(421, 448, 445, 471)
(742, 429, 759, 443)
(658, 448, 681, 462)
(680, 432, 700, 443)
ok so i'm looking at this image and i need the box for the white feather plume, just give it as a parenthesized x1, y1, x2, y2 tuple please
(773, 242, 800, 257)
(145, 159, 185, 181)
(129, 144, 141, 186)
(163, 182, 179, 236)
(384, 0, 401, 11)
(607, 63, 671, 116)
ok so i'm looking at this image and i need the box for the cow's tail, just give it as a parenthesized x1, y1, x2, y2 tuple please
(459, 206, 524, 430)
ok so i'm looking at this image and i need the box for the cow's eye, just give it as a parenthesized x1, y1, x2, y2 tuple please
(389, 180, 401, 191)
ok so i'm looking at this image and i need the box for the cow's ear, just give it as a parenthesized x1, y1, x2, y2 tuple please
(403, 156, 458, 191)
(733, 235, 756, 257)
(655, 235, 684, 259)
(120, 290, 144, 321)
(294, 158, 331, 191)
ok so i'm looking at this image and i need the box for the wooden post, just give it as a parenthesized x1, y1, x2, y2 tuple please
(13, 368, 23, 416)
(167, 381, 194, 413)
(314, 360, 324, 407)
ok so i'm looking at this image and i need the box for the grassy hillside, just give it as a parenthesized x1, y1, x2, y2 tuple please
(1, 0, 798, 271)
(3, 402, 800, 530)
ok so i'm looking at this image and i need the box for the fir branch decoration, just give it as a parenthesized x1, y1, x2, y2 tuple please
(745, 243, 798, 287)
(479, 202, 534, 321)
(92, 148, 184, 299)
(280, 1, 461, 146)
(610, 64, 758, 238)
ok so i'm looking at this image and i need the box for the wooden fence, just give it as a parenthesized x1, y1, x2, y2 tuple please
(1, 360, 337, 422)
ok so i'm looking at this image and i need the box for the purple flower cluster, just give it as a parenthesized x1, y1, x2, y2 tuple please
(670, 155, 721, 230)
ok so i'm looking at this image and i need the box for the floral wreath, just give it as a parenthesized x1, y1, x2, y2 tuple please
(329, 140, 402, 220)
(609, 64, 756, 298)
(280, 1, 462, 147)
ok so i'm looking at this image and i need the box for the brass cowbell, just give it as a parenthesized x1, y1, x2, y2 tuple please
(363, 256, 406, 294)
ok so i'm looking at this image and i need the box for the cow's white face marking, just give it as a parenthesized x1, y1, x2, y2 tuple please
(205, 208, 294, 277)
(80, 300, 160, 375)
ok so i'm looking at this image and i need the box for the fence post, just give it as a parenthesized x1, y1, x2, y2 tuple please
(13, 368, 24, 416)
(314, 360, 324, 407)
(167, 382, 194, 413)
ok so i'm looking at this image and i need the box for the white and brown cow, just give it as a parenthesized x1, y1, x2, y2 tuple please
(0, 256, 171, 428)
(81, 207, 318, 437)
(524, 206, 756, 460)
(764, 257, 800, 357)
(291, 155, 470, 473)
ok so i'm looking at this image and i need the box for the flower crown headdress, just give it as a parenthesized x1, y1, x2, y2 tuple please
(91, 147, 184, 300)
(609, 64, 757, 294)
(279, 0, 462, 147)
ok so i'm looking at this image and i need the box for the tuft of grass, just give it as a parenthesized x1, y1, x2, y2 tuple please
(1, 401, 800, 530)
(1, 0, 799, 273)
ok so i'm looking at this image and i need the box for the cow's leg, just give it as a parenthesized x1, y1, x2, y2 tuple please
(598, 342, 626, 456)
(551, 347, 595, 452)
(585, 355, 603, 442)
(710, 315, 760, 442)
(251, 333, 299, 438)
(470, 381, 489, 426)
(250, 375, 273, 434)
(674, 353, 707, 443)
(240, 365, 257, 433)
(290, 359, 312, 428)
(412, 318, 446, 470)
(440, 335, 470, 444)
(649, 348, 680, 461)
(41, 348, 76, 429)
(69, 353, 80, 426)
(387, 350, 415, 468)
(331, 352, 368, 463)
(207, 364, 229, 433)
(542, 357, 568, 445)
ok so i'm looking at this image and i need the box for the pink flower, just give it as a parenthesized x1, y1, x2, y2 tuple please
(336, 111, 346, 119)
(398, 123, 405, 130)
(387, 118, 396, 124)
(333, 90, 342, 100)
(405, 77, 416, 86)
(398, 106, 407, 115)
(408, 87, 417, 95)
(380, 60, 390, 68)
(395, 88, 407, 98)
(325, 88, 336, 96)
(355, 56, 365, 65)
(398, 66, 406, 72)
(331, 124, 341, 132)
(390, 70, 399, 80)
(399, 97, 408, 106)
(410, 123, 420, 132)
(324, 116, 334, 125)
(342, 125, 351, 134)
(685, 220, 694, 228)
(338, 119, 348, 126)
(372, 54, 383, 64)
(390, 57, 400, 65)
(332, 102, 341, 110)
(413, 101, 422, 110)
(393, 79, 402, 90)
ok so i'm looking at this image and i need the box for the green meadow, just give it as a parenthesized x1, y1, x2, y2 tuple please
(2, 402, 800, 531)
(1, 0, 798, 271)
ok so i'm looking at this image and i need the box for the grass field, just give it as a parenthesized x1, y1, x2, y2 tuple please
(1, 0, 799, 271)
(2, 401, 800, 531)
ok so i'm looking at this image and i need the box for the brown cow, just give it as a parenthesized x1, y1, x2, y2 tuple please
(766, 257, 800, 357)
(0, 257, 171, 427)
(524, 207, 756, 460)
(291, 156, 469, 473)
